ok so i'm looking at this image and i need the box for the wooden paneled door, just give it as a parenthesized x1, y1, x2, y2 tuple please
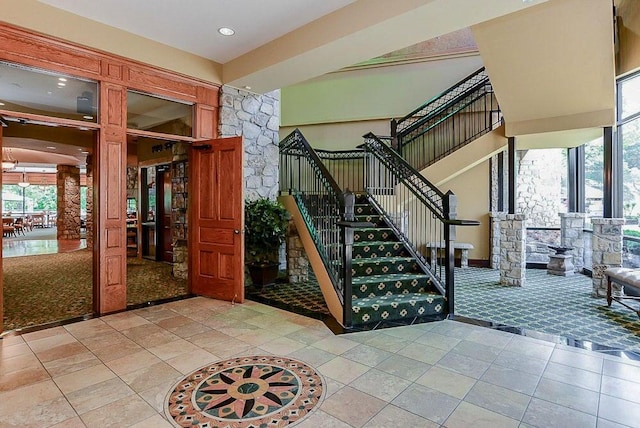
(190, 137, 244, 302)
(0, 123, 4, 333)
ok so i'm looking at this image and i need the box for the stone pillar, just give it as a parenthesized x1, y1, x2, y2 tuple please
(591, 218, 624, 297)
(560, 212, 585, 272)
(500, 214, 526, 286)
(172, 142, 189, 279)
(86, 155, 94, 248)
(56, 165, 81, 240)
(219, 86, 280, 200)
(489, 212, 507, 269)
(287, 221, 309, 283)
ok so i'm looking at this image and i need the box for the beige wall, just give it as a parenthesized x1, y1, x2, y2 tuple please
(281, 120, 389, 151)
(440, 161, 491, 262)
(0, 0, 222, 84)
(617, 0, 640, 76)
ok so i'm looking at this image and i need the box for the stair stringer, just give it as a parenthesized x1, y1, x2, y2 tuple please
(421, 124, 507, 187)
(279, 195, 344, 326)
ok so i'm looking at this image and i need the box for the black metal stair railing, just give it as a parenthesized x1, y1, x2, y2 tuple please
(391, 67, 502, 171)
(362, 133, 479, 314)
(279, 129, 352, 322)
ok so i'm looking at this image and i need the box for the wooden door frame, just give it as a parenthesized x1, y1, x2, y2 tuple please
(0, 23, 220, 332)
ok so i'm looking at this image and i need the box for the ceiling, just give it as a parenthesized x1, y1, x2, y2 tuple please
(37, 0, 357, 64)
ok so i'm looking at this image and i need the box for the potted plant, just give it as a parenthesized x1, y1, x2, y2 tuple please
(244, 197, 290, 287)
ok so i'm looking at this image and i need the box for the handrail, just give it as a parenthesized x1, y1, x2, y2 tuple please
(394, 67, 488, 134)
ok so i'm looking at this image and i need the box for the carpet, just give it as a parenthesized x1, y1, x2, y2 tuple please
(2, 250, 188, 331)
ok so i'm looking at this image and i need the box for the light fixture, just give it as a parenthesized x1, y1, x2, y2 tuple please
(244, 85, 252, 90)
(2, 148, 18, 170)
(46, 146, 56, 149)
(82, 115, 93, 120)
(218, 27, 235, 36)
(58, 77, 67, 82)
(57, 82, 66, 87)
(17, 169, 30, 188)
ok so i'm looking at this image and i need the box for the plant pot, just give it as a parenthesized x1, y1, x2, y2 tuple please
(247, 262, 280, 288)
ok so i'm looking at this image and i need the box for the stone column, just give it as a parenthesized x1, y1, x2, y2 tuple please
(500, 214, 526, 286)
(489, 212, 507, 269)
(560, 212, 585, 272)
(86, 155, 94, 248)
(591, 218, 624, 297)
(286, 221, 309, 283)
(56, 165, 81, 240)
(172, 142, 189, 279)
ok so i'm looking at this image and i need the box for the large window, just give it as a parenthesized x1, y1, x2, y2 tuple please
(619, 71, 640, 267)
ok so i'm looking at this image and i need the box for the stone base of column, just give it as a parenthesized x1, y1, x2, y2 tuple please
(547, 254, 574, 276)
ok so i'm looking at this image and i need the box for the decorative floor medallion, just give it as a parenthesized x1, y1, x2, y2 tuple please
(165, 356, 324, 427)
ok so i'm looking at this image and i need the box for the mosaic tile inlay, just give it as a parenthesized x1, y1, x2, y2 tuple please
(165, 355, 323, 427)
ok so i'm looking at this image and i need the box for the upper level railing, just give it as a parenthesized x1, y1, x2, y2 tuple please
(391, 67, 501, 171)
(279, 129, 347, 305)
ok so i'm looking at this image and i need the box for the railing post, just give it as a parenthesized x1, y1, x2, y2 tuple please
(443, 191, 457, 317)
(390, 118, 399, 153)
(340, 190, 355, 328)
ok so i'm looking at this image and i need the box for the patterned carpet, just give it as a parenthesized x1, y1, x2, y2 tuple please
(455, 267, 640, 352)
(2, 251, 188, 331)
(165, 355, 323, 427)
(245, 275, 330, 319)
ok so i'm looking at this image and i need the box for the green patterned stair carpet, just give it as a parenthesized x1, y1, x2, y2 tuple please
(348, 195, 445, 325)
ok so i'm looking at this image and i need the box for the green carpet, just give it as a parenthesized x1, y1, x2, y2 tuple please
(456, 267, 640, 352)
(2, 251, 188, 331)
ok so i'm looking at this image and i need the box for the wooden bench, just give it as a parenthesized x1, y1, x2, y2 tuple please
(425, 241, 474, 268)
(605, 267, 640, 318)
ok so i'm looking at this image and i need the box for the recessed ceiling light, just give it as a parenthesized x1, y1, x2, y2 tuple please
(46, 146, 56, 149)
(58, 77, 67, 82)
(83, 115, 94, 120)
(218, 27, 235, 36)
(81, 151, 89, 154)
(0, 102, 4, 106)
(244, 85, 252, 90)
(57, 82, 66, 87)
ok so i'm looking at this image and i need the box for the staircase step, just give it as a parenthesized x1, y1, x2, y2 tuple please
(352, 273, 432, 298)
(353, 241, 407, 259)
(353, 228, 396, 243)
(354, 214, 386, 226)
(352, 292, 444, 325)
(352, 256, 418, 276)
(354, 204, 376, 216)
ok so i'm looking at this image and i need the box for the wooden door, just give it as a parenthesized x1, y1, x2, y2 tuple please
(190, 137, 244, 302)
(0, 122, 3, 333)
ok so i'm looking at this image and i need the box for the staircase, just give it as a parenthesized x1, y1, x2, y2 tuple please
(349, 194, 444, 325)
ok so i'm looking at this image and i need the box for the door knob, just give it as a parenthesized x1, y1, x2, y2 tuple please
(234, 229, 240, 234)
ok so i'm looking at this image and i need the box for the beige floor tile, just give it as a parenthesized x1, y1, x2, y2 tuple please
(65, 377, 135, 415)
(350, 368, 412, 402)
(0, 334, 25, 346)
(186, 329, 234, 349)
(416, 365, 477, 399)
(391, 383, 460, 424)
(146, 338, 200, 361)
(318, 356, 370, 384)
(379, 325, 428, 341)
(523, 397, 597, 428)
(289, 346, 337, 368)
(79, 394, 157, 428)
(166, 321, 212, 338)
(375, 354, 431, 381)
(34, 341, 88, 364)
(0, 341, 32, 360)
(534, 377, 599, 415)
(444, 401, 519, 428)
(120, 361, 182, 392)
(236, 328, 282, 346)
(139, 377, 180, 413)
(105, 349, 162, 377)
(165, 348, 219, 374)
(54, 363, 116, 395)
(543, 361, 602, 392)
(0, 379, 64, 413)
(25, 331, 78, 354)
(364, 404, 439, 427)
(91, 338, 144, 363)
(22, 326, 68, 343)
(312, 335, 360, 355)
(155, 315, 193, 330)
(464, 380, 531, 421)
(202, 337, 252, 358)
(397, 341, 448, 365)
(414, 330, 462, 351)
(130, 413, 173, 427)
(3, 396, 78, 427)
(258, 335, 306, 355)
(43, 350, 102, 378)
(79, 331, 131, 352)
(363, 333, 411, 353)
(102, 312, 151, 331)
(601, 375, 640, 404)
(0, 353, 50, 392)
(321, 386, 386, 428)
(121, 324, 181, 349)
(341, 344, 393, 367)
(50, 416, 87, 428)
(296, 409, 353, 427)
(550, 348, 604, 374)
(64, 318, 115, 340)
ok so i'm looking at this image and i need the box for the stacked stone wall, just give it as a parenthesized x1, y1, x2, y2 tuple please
(56, 165, 81, 240)
(591, 218, 624, 297)
(516, 149, 564, 227)
(85, 155, 93, 248)
(500, 214, 526, 286)
(219, 86, 280, 201)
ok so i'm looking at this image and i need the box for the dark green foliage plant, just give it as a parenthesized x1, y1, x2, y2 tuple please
(244, 198, 289, 265)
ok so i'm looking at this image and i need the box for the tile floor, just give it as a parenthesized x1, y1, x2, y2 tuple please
(2, 297, 640, 427)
